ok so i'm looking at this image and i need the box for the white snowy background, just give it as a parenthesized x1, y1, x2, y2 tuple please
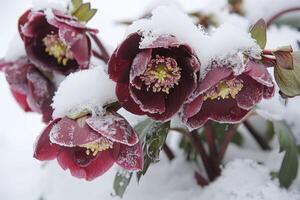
(1, 0, 300, 200)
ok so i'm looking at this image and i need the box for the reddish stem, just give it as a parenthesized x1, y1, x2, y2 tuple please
(219, 124, 238, 161)
(90, 34, 110, 63)
(190, 130, 216, 181)
(262, 49, 274, 55)
(204, 122, 220, 176)
(267, 7, 300, 28)
(162, 143, 175, 161)
(194, 171, 209, 186)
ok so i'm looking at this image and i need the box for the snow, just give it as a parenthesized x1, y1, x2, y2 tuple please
(5, 34, 26, 61)
(200, 159, 300, 200)
(127, 6, 261, 78)
(52, 66, 117, 118)
(1, 0, 300, 200)
(32, 0, 69, 12)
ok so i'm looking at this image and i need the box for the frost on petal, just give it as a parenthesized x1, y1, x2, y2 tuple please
(86, 112, 139, 146)
(34, 118, 61, 161)
(49, 117, 101, 147)
(244, 61, 274, 87)
(116, 142, 144, 171)
(130, 49, 152, 88)
(4, 57, 30, 94)
(236, 75, 264, 110)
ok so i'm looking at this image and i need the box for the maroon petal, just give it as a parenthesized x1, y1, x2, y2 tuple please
(244, 61, 274, 87)
(10, 89, 31, 112)
(193, 67, 233, 98)
(186, 98, 249, 129)
(51, 10, 98, 33)
(19, 11, 47, 38)
(181, 95, 204, 122)
(4, 57, 30, 94)
(57, 150, 87, 179)
(108, 33, 141, 83)
(58, 25, 91, 69)
(116, 82, 145, 115)
(130, 49, 152, 88)
(130, 86, 166, 114)
(142, 35, 183, 49)
(263, 85, 275, 99)
(57, 148, 114, 181)
(50, 117, 102, 147)
(86, 112, 139, 146)
(116, 142, 144, 171)
(235, 75, 264, 110)
(34, 118, 61, 161)
(83, 150, 115, 181)
(26, 67, 54, 119)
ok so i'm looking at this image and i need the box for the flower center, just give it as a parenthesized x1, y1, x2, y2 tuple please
(80, 137, 113, 156)
(140, 55, 181, 94)
(204, 79, 244, 101)
(43, 34, 74, 66)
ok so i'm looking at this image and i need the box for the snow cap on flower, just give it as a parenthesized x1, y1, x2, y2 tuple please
(108, 6, 201, 121)
(34, 111, 144, 181)
(52, 66, 117, 118)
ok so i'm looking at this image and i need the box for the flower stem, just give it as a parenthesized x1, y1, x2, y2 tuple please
(219, 124, 238, 161)
(194, 171, 209, 186)
(266, 7, 300, 28)
(162, 143, 175, 161)
(243, 120, 271, 150)
(190, 130, 216, 181)
(89, 34, 110, 63)
(204, 122, 220, 176)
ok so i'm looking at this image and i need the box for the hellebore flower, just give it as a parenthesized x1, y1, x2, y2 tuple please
(181, 61, 275, 129)
(108, 33, 200, 121)
(1, 57, 54, 122)
(34, 111, 144, 181)
(18, 9, 97, 75)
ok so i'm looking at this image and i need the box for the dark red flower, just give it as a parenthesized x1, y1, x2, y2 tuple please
(108, 33, 200, 121)
(18, 9, 97, 75)
(1, 57, 54, 122)
(181, 61, 275, 129)
(34, 112, 144, 181)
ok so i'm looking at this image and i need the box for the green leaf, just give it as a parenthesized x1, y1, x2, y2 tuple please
(273, 121, 299, 188)
(113, 170, 133, 198)
(71, 0, 83, 13)
(274, 52, 300, 97)
(135, 120, 170, 181)
(72, 2, 97, 23)
(250, 19, 267, 49)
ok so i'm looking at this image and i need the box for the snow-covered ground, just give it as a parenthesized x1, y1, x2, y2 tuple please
(1, 0, 300, 200)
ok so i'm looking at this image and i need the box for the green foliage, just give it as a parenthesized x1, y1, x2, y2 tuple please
(71, 0, 97, 22)
(273, 121, 299, 188)
(250, 19, 267, 49)
(134, 119, 170, 181)
(113, 171, 133, 198)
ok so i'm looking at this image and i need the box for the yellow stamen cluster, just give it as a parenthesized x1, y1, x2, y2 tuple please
(80, 138, 113, 157)
(43, 34, 74, 66)
(140, 55, 181, 94)
(204, 79, 244, 101)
